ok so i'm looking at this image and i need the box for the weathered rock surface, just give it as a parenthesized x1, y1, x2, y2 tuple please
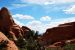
(0, 7, 32, 39)
(0, 32, 18, 50)
(22, 26, 31, 38)
(0, 7, 32, 49)
(0, 7, 15, 34)
(40, 22, 75, 46)
(10, 25, 23, 38)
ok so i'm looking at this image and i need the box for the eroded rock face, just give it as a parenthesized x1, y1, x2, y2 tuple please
(0, 7, 15, 33)
(0, 32, 18, 50)
(0, 7, 31, 39)
(40, 22, 75, 46)
(22, 26, 31, 38)
(22, 26, 31, 32)
(10, 25, 23, 38)
(0, 7, 32, 49)
(0, 7, 23, 49)
(0, 7, 23, 38)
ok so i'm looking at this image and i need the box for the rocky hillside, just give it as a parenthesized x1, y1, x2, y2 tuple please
(0, 7, 75, 50)
(0, 7, 31, 50)
(40, 22, 75, 46)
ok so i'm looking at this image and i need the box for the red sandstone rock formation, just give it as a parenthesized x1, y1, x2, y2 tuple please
(10, 25, 23, 38)
(22, 26, 31, 38)
(0, 7, 31, 39)
(0, 7, 15, 34)
(0, 7, 32, 49)
(65, 39, 75, 44)
(0, 32, 18, 50)
(40, 22, 75, 46)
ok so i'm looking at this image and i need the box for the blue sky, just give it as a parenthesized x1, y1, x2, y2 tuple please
(0, 0, 75, 33)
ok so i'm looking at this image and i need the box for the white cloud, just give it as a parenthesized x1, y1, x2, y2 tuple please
(21, 0, 54, 5)
(21, 0, 75, 5)
(49, 17, 75, 27)
(40, 16, 51, 21)
(26, 17, 75, 33)
(12, 4, 28, 7)
(14, 19, 24, 26)
(13, 14, 75, 34)
(13, 16, 75, 34)
(8, 4, 28, 10)
(13, 14, 34, 20)
(26, 20, 47, 33)
(54, 0, 75, 3)
(64, 5, 75, 14)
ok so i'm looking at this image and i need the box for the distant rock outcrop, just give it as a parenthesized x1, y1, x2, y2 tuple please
(22, 26, 31, 38)
(40, 22, 75, 46)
